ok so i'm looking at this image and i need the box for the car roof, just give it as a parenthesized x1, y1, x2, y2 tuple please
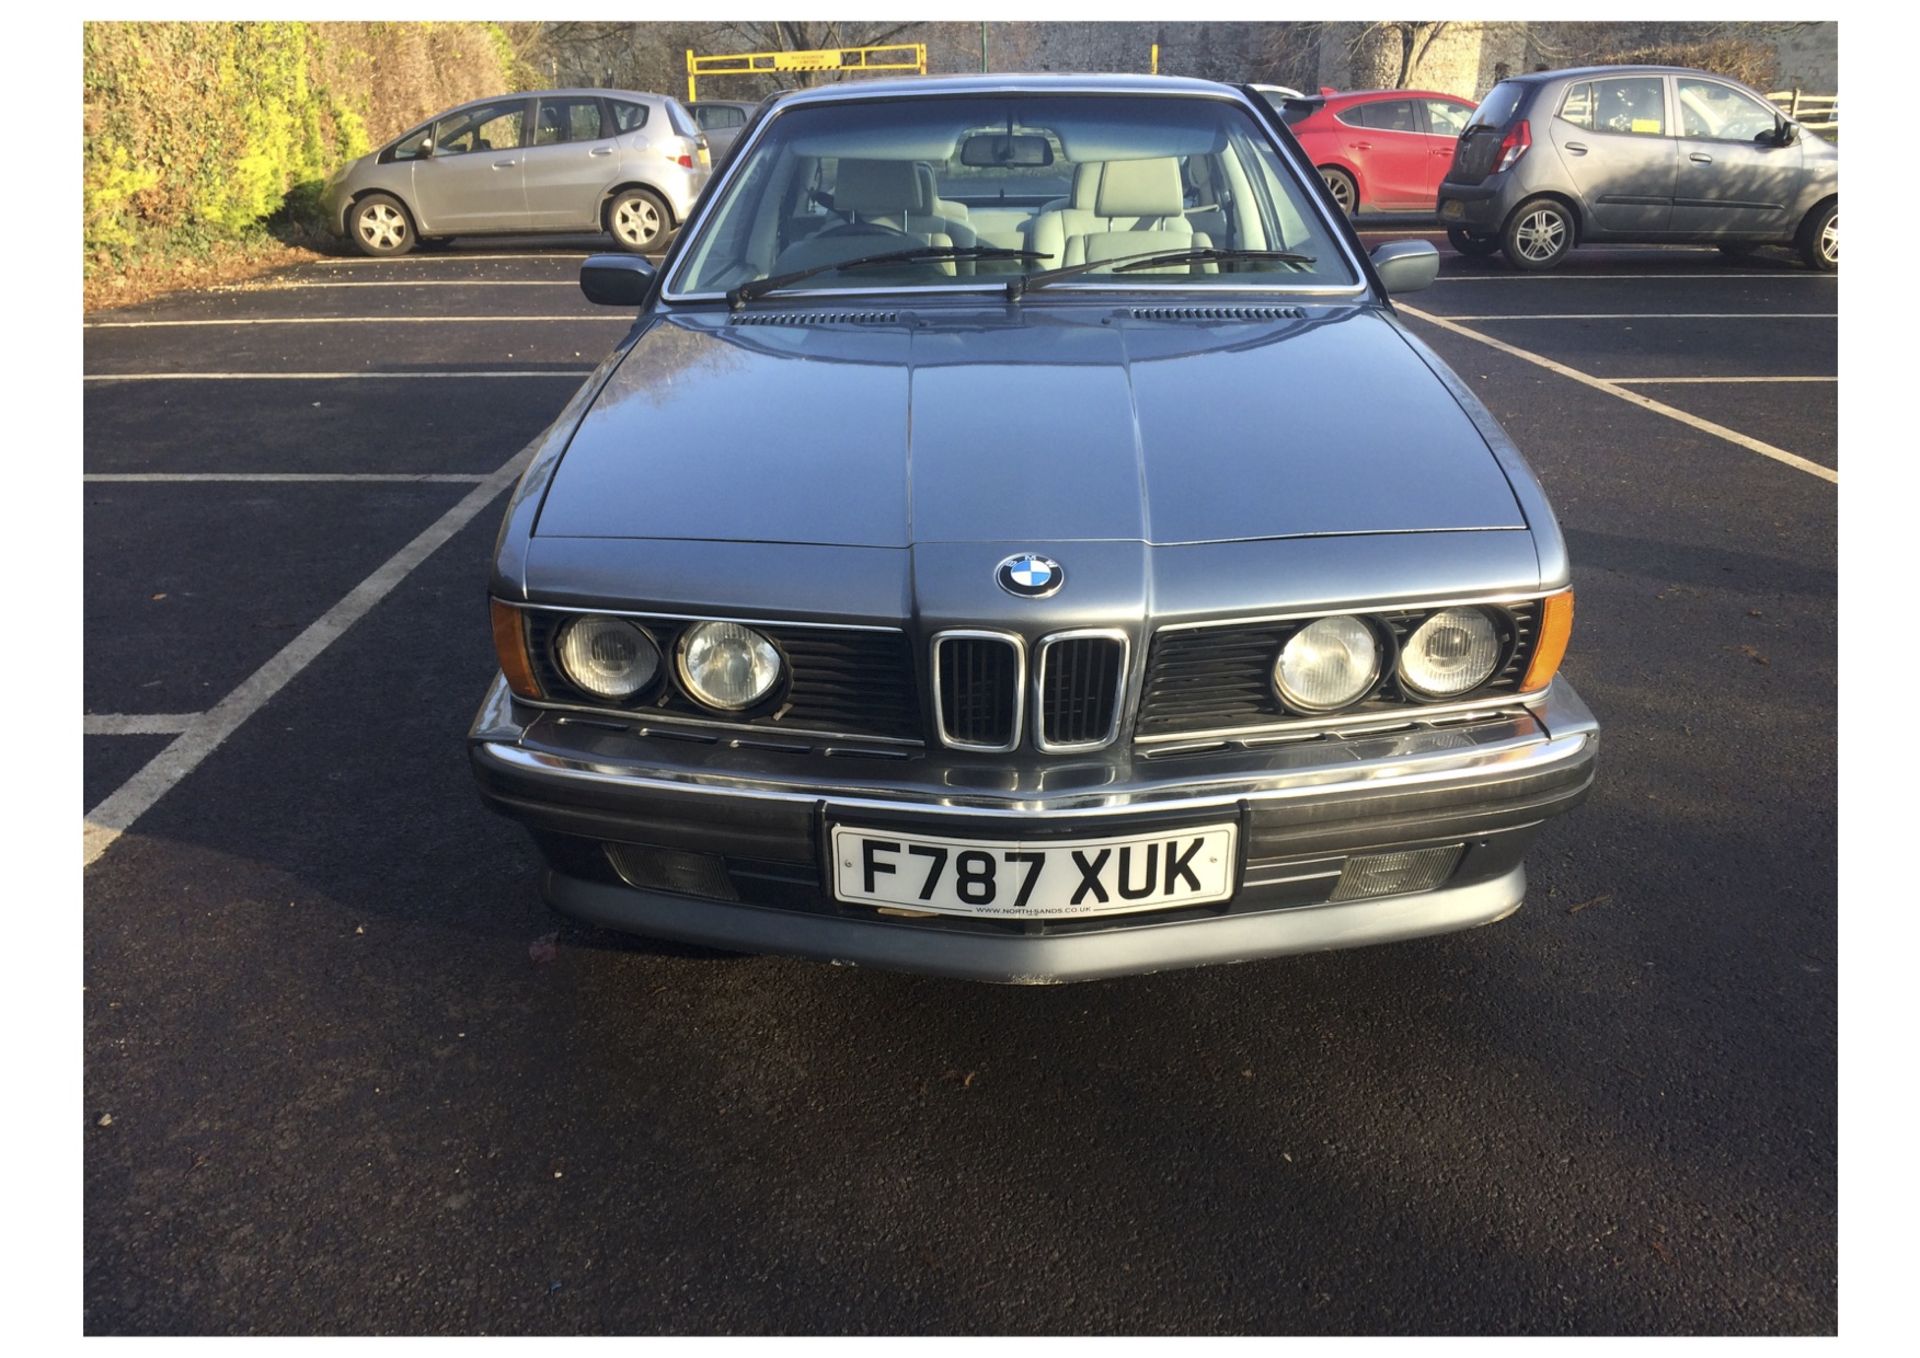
(442, 87, 675, 113)
(1506, 64, 1747, 84)
(770, 71, 1244, 107)
(1317, 88, 1472, 104)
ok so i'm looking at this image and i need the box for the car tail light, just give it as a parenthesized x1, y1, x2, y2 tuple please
(670, 151, 694, 168)
(1520, 589, 1574, 693)
(1494, 119, 1531, 173)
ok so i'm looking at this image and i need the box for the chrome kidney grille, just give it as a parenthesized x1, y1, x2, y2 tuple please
(1035, 632, 1128, 752)
(932, 630, 1128, 753)
(932, 632, 1024, 751)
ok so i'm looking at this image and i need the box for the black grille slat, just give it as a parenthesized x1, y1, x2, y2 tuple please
(1136, 601, 1542, 739)
(1128, 305, 1306, 321)
(937, 635, 1019, 748)
(526, 614, 920, 742)
(728, 310, 899, 326)
(1039, 636, 1125, 748)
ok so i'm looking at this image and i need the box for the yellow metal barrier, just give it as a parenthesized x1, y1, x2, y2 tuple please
(686, 43, 927, 103)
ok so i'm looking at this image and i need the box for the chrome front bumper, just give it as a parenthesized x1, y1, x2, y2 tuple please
(469, 677, 1599, 982)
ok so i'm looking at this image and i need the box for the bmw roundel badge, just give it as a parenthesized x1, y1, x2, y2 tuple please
(996, 553, 1063, 599)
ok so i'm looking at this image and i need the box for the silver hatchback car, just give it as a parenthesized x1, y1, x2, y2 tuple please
(322, 88, 712, 256)
(1437, 65, 1838, 271)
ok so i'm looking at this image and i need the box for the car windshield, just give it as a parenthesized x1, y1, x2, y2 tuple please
(671, 92, 1357, 297)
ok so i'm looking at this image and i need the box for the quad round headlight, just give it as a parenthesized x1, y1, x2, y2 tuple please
(556, 615, 660, 701)
(1398, 607, 1502, 698)
(677, 621, 783, 711)
(1274, 615, 1381, 713)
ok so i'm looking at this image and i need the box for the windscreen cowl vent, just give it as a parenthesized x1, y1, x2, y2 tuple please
(729, 310, 900, 327)
(1128, 305, 1306, 322)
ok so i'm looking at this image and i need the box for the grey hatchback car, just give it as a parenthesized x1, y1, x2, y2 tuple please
(322, 88, 712, 256)
(471, 73, 1598, 983)
(1437, 65, 1838, 271)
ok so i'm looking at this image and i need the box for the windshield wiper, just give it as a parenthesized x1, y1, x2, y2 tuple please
(1008, 247, 1318, 300)
(728, 246, 1048, 309)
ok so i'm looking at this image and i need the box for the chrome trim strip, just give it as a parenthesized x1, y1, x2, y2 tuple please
(509, 600, 904, 634)
(1134, 689, 1551, 748)
(1032, 629, 1131, 754)
(479, 727, 1592, 820)
(1150, 589, 1554, 633)
(521, 700, 925, 749)
(930, 629, 1027, 754)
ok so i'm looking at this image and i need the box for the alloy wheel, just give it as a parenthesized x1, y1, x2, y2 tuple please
(357, 202, 407, 252)
(1820, 213, 1838, 266)
(1513, 208, 1567, 263)
(1320, 170, 1355, 215)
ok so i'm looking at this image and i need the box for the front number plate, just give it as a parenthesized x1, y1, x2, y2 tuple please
(829, 823, 1238, 919)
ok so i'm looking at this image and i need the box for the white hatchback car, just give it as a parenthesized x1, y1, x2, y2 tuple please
(323, 88, 712, 256)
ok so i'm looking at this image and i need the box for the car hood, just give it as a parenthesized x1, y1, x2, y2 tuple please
(534, 303, 1526, 547)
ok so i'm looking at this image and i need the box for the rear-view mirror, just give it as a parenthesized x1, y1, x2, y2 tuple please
(580, 254, 656, 307)
(959, 134, 1054, 168)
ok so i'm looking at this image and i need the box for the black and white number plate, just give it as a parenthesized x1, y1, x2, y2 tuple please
(830, 823, 1238, 919)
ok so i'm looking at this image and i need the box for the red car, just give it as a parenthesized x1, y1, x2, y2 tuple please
(1273, 88, 1478, 216)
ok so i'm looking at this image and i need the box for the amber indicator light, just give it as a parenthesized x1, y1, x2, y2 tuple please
(490, 599, 543, 700)
(1521, 589, 1574, 693)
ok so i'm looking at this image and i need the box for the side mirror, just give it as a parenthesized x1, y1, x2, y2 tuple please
(1370, 240, 1440, 296)
(1773, 120, 1799, 147)
(580, 254, 656, 307)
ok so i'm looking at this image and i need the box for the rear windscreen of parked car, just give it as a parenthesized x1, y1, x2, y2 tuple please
(1464, 81, 1527, 130)
(673, 93, 1358, 295)
(665, 100, 701, 138)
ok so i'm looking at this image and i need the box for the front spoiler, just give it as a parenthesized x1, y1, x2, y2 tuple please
(545, 862, 1529, 984)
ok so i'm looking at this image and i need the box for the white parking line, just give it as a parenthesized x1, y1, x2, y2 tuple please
(1599, 376, 1837, 385)
(84, 370, 593, 382)
(309, 253, 592, 264)
(82, 447, 535, 868)
(84, 473, 488, 483)
(1443, 312, 1836, 322)
(230, 280, 579, 289)
(84, 713, 199, 736)
(1433, 273, 1834, 282)
(87, 315, 617, 328)
(1399, 304, 1838, 485)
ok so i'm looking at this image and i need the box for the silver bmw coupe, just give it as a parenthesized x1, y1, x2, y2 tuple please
(470, 73, 1599, 983)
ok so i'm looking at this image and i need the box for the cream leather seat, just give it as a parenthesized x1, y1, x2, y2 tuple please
(915, 163, 971, 225)
(1063, 157, 1210, 269)
(772, 159, 953, 276)
(1026, 162, 1104, 267)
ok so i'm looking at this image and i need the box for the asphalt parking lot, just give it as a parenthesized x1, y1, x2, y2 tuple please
(84, 230, 1836, 1334)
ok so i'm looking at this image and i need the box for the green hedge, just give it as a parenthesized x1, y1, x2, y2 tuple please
(83, 21, 525, 272)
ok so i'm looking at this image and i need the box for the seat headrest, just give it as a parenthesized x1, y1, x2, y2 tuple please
(1069, 161, 1102, 211)
(914, 162, 940, 209)
(1095, 158, 1184, 218)
(835, 159, 928, 216)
